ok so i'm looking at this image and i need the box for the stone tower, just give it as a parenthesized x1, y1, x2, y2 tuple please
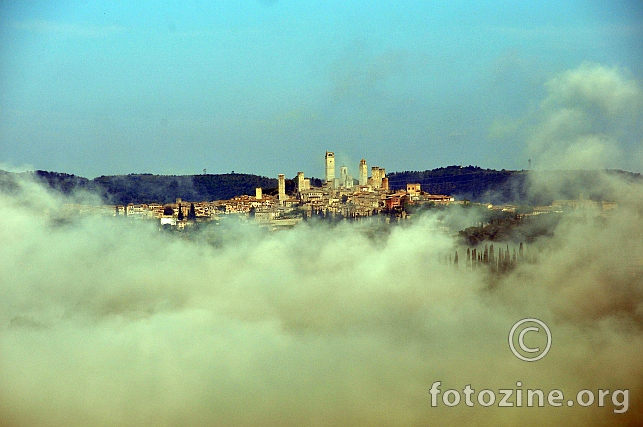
(278, 174, 286, 201)
(359, 159, 367, 186)
(340, 166, 348, 187)
(297, 172, 305, 193)
(325, 151, 335, 184)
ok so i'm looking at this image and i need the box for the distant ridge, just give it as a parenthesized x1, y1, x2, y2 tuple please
(388, 166, 642, 205)
(92, 173, 281, 204)
(1, 167, 641, 205)
(387, 166, 521, 204)
(0, 170, 326, 205)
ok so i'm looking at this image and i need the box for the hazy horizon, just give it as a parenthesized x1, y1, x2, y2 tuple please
(2, 164, 642, 181)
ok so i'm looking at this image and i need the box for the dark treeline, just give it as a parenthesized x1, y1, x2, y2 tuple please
(35, 172, 326, 204)
(388, 166, 642, 205)
(459, 213, 562, 245)
(2, 168, 641, 206)
(449, 242, 532, 274)
(388, 166, 522, 204)
(93, 173, 279, 204)
(0, 171, 277, 204)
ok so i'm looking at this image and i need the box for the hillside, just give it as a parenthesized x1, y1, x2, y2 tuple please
(92, 173, 280, 204)
(1, 167, 641, 205)
(387, 166, 524, 204)
(388, 166, 643, 205)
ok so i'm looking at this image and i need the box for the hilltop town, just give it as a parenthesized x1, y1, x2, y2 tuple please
(62, 151, 456, 229)
(51, 150, 627, 234)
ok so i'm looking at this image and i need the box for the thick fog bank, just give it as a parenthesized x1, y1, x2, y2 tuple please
(1, 172, 642, 426)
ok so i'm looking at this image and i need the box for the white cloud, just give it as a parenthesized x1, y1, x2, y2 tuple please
(528, 62, 643, 171)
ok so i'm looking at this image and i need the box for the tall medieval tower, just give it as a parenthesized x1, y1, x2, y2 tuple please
(325, 151, 335, 184)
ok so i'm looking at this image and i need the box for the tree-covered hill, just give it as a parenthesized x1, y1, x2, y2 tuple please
(387, 166, 525, 203)
(0, 171, 279, 204)
(388, 166, 643, 205)
(1, 167, 641, 205)
(91, 173, 280, 204)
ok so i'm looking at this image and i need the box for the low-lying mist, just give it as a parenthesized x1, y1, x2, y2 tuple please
(1, 170, 642, 427)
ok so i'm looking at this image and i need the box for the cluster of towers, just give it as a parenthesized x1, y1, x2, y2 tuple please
(262, 151, 389, 205)
(296, 172, 311, 193)
(323, 151, 387, 190)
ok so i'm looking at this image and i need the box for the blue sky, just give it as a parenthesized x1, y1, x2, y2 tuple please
(1, 0, 642, 178)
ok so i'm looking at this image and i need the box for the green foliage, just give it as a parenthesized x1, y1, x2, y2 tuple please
(188, 203, 197, 221)
(388, 167, 643, 205)
(2, 168, 641, 207)
(88, 173, 277, 204)
(34, 170, 91, 194)
(387, 166, 525, 204)
(459, 213, 562, 245)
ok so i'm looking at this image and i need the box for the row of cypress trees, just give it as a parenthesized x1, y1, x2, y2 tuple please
(453, 242, 528, 273)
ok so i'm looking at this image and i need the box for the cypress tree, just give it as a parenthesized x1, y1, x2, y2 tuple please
(498, 248, 503, 272)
